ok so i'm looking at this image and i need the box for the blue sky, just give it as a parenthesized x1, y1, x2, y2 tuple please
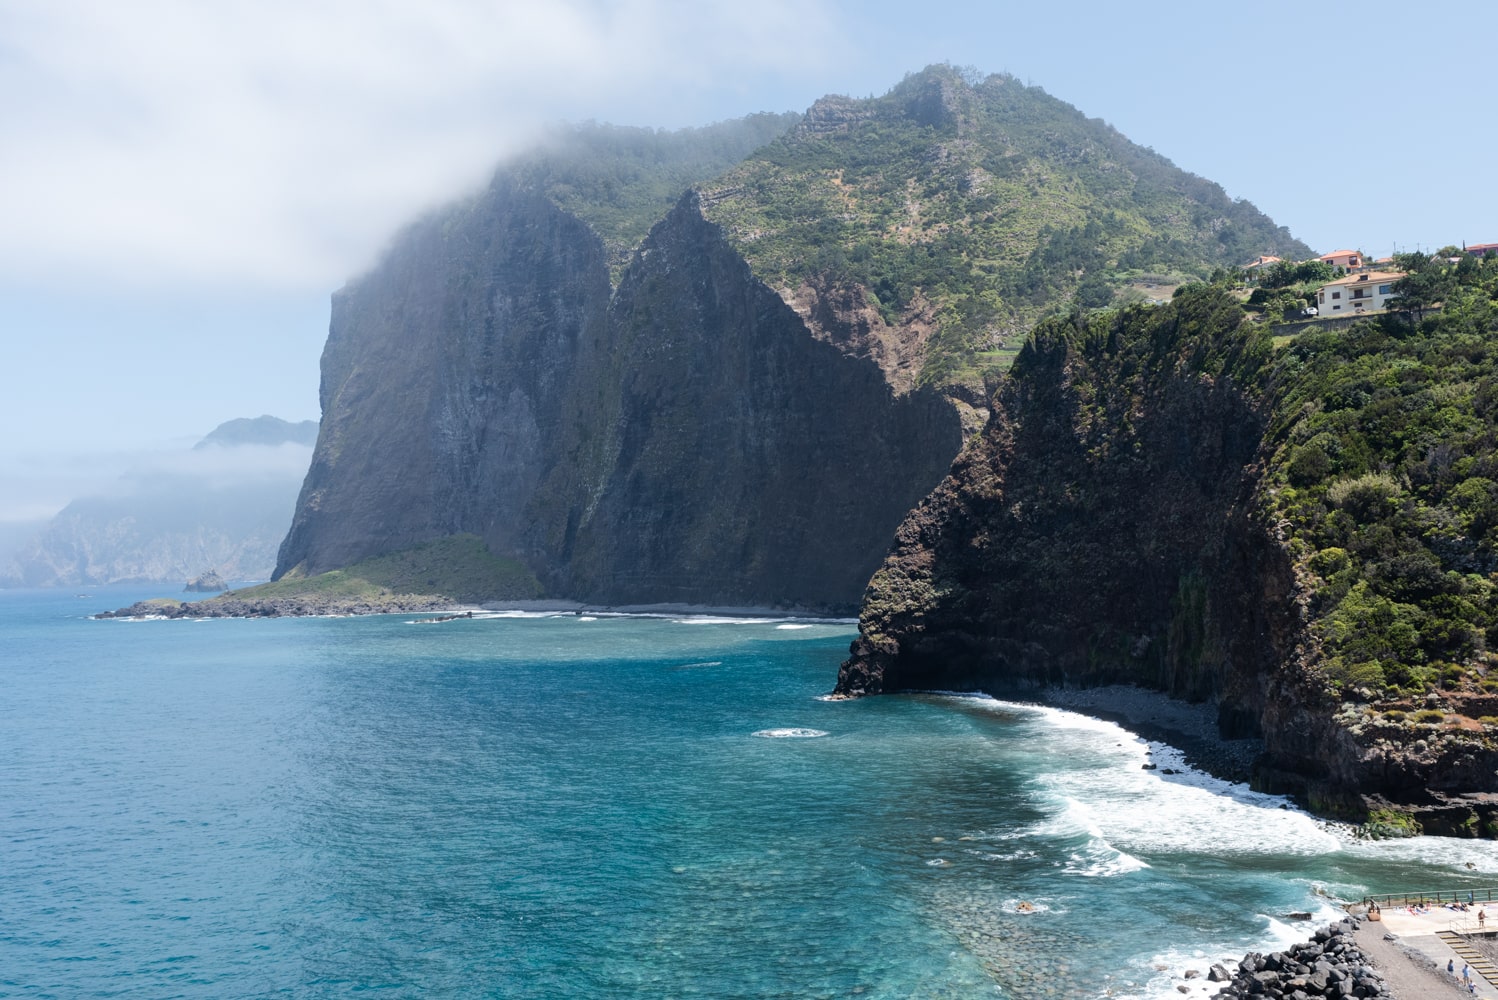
(2, 0, 1495, 519)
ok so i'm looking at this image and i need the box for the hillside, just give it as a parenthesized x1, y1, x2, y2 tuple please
(839, 256, 1498, 833)
(275, 66, 1308, 613)
(702, 66, 1310, 394)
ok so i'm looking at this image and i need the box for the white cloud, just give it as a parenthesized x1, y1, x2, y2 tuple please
(0, 0, 841, 293)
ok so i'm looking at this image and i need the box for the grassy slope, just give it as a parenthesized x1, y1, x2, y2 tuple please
(227, 535, 542, 605)
(701, 65, 1310, 390)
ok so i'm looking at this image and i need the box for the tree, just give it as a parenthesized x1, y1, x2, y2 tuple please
(1386, 252, 1452, 323)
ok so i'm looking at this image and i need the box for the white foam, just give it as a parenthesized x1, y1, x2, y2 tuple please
(674, 616, 789, 625)
(577, 616, 597, 622)
(775, 623, 814, 630)
(1339, 831, 1498, 873)
(1003, 702, 1342, 859)
(751, 728, 829, 739)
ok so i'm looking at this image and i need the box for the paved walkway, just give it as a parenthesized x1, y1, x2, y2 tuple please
(1361, 905, 1498, 997)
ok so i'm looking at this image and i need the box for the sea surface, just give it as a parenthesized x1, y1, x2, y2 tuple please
(3, 586, 1494, 999)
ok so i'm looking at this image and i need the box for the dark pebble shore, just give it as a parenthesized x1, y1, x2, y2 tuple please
(1038, 684, 1264, 786)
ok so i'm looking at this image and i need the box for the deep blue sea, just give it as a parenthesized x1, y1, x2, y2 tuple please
(3, 586, 1494, 999)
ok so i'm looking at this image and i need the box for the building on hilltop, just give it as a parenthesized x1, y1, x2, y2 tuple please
(1316, 269, 1404, 315)
(1318, 249, 1364, 270)
(1466, 242, 1498, 258)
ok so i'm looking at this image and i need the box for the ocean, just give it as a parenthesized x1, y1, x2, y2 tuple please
(2, 585, 1491, 999)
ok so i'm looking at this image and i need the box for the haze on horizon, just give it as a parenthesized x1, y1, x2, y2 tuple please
(3, 0, 1494, 526)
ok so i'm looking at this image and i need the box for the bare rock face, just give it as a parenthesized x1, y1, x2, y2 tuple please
(277, 187, 961, 613)
(276, 180, 612, 583)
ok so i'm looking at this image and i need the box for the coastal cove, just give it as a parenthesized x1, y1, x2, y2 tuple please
(6, 586, 1498, 999)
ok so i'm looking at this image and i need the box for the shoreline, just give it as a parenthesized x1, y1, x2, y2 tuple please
(1036, 683, 1265, 787)
(93, 592, 859, 623)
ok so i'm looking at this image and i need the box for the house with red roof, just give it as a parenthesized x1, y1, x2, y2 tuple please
(1317, 249, 1364, 270)
(1466, 242, 1498, 258)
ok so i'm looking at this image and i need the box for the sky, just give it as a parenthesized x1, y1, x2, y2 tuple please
(2, 0, 1495, 522)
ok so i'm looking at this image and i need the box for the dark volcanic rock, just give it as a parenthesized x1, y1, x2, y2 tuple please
(278, 187, 961, 612)
(1207, 921, 1389, 999)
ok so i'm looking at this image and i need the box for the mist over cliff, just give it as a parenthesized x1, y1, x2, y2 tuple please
(5, 417, 315, 587)
(277, 66, 1306, 612)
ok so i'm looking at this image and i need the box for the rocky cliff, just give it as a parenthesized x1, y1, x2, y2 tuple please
(839, 283, 1498, 833)
(276, 185, 960, 611)
(276, 67, 1310, 613)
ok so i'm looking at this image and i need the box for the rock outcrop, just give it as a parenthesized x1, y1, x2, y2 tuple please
(184, 570, 227, 592)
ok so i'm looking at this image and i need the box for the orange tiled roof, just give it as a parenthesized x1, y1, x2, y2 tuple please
(1321, 270, 1404, 288)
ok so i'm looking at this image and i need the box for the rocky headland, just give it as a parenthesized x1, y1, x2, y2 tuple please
(839, 278, 1498, 834)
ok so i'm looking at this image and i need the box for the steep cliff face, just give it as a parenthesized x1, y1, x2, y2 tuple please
(545, 196, 958, 607)
(278, 187, 961, 611)
(278, 69, 1313, 613)
(277, 181, 611, 581)
(840, 289, 1284, 705)
(838, 287, 1498, 831)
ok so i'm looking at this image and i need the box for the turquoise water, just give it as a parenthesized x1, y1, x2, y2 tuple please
(2, 587, 1494, 999)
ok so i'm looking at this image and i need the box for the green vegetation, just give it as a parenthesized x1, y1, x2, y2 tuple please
(701, 65, 1308, 390)
(234, 535, 542, 604)
(507, 115, 800, 276)
(1261, 252, 1498, 700)
(1360, 807, 1423, 839)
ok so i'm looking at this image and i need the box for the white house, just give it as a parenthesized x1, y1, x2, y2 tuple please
(1316, 270, 1404, 314)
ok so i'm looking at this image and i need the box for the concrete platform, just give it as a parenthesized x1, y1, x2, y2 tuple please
(1363, 904, 1498, 996)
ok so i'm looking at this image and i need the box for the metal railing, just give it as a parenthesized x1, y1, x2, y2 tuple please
(1364, 888, 1498, 908)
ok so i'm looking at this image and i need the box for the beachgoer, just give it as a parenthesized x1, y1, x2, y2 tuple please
(1481, 907, 1488, 928)
(1463, 963, 1471, 982)
(1450, 959, 1457, 975)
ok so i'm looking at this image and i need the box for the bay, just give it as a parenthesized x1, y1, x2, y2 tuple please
(2, 586, 1492, 999)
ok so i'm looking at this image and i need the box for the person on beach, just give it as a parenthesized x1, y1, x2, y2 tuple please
(1450, 959, 1457, 976)
(1463, 962, 1471, 983)
(1481, 907, 1488, 928)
